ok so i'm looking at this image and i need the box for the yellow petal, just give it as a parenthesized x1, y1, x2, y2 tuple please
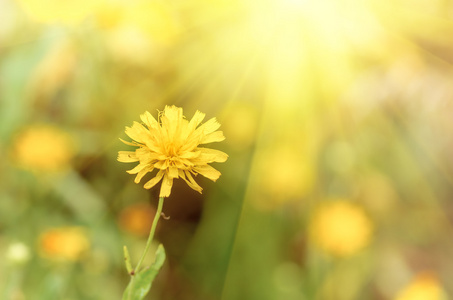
(180, 170, 203, 193)
(163, 105, 183, 123)
(167, 166, 179, 179)
(179, 136, 201, 153)
(134, 167, 151, 183)
(193, 164, 221, 181)
(154, 160, 169, 170)
(159, 174, 173, 197)
(200, 131, 225, 144)
(144, 140, 163, 154)
(178, 158, 195, 167)
(119, 138, 141, 146)
(195, 148, 228, 163)
(179, 151, 200, 159)
(199, 117, 221, 135)
(184, 110, 205, 138)
(162, 105, 183, 139)
(126, 163, 147, 174)
(118, 151, 139, 162)
(181, 117, 221, 150)
(144, 170, 165, 189)
(125, 122, 151, 144)
(134, 150, 160, 165)
(140, 111, 158, 129)
(173, 159, 186, 169)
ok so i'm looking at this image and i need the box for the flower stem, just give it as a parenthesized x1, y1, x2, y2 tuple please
(134, 196, 165, 273)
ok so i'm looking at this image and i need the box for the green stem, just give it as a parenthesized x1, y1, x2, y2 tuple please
(134, 196, 165, 273)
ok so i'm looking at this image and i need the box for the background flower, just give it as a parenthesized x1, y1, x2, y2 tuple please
(38, 227, 90, 261)
(308, 201, 373, 257)
(11, 125, 76, 173)
(394, 272, 447, 300)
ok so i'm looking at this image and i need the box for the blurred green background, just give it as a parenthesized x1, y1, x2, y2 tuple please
(1, 0, 453, 299)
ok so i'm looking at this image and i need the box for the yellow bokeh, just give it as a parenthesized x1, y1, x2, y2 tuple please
(250, 145, 316, 210)
(118, 203, 156, 236)
(38, 227, 90, 261)
(394, 272, 447, 300)
(12, 125, 76, 173)
(309, 201, 373, 256)
(222, 103, 258, 151)
(95, 0, 181, 45)
(123, 0, 181, 45)
(15, 0, 105, 24)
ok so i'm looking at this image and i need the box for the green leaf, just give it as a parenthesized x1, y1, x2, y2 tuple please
(123, 245, 133, 274)
(122, 244, 166, 300)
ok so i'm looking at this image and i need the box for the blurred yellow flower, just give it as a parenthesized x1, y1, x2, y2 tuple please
(38, 227, 89, 261)
(309, 201, 373, 256)
(119, 203, 156, 236)
(12, 125, 75, 173)
(118, 105, 228, 198)
(15, 0, 105, 24)
(394, 272, 447, 300)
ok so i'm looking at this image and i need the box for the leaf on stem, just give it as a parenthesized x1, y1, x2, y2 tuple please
(123, 245, 133, 274)
(122, 244, 166, 300)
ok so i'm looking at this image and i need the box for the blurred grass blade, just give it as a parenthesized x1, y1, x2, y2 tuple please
(122, 244, 166, 300)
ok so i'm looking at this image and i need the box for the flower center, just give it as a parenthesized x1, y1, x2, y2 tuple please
(164, 144, 180, 158)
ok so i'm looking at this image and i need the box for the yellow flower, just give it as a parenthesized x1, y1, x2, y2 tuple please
(118, 105, 228, 198)
(12, 125, 75, 173)
(394, 272, 447, 300)
(309, 201, 373, 256)
(38, 227, 89, 261)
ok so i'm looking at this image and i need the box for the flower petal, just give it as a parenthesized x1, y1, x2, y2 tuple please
(181, 117, 221, 151)
(179, 151, 200, 159)
(184, 110, 205, 138)
(118, 151, 139, 162)
(195, 148, 228, 163)
(134, 167, 152, 183)
(140, 111, 158, 129)
(154, 160, 169, 170)
(163, 105, 183, 123)
(126, 163, 147, 174)
(180, 170, 203, 193)
(162, 105, 183, 140)
(193, 164, 221, 181)
(144, 170, 165, 189)
(199, 117, 221, 135)
(200, 131, 225, 144)
(179, 137, 201, 153)
(159, 174, 174, 197)
(125, 122, 151, 144)
(119, 138, 141, 146)
(167, 166, 179, 179)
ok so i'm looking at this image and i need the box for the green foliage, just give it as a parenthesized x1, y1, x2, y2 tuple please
(123, 245, 166, 300)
